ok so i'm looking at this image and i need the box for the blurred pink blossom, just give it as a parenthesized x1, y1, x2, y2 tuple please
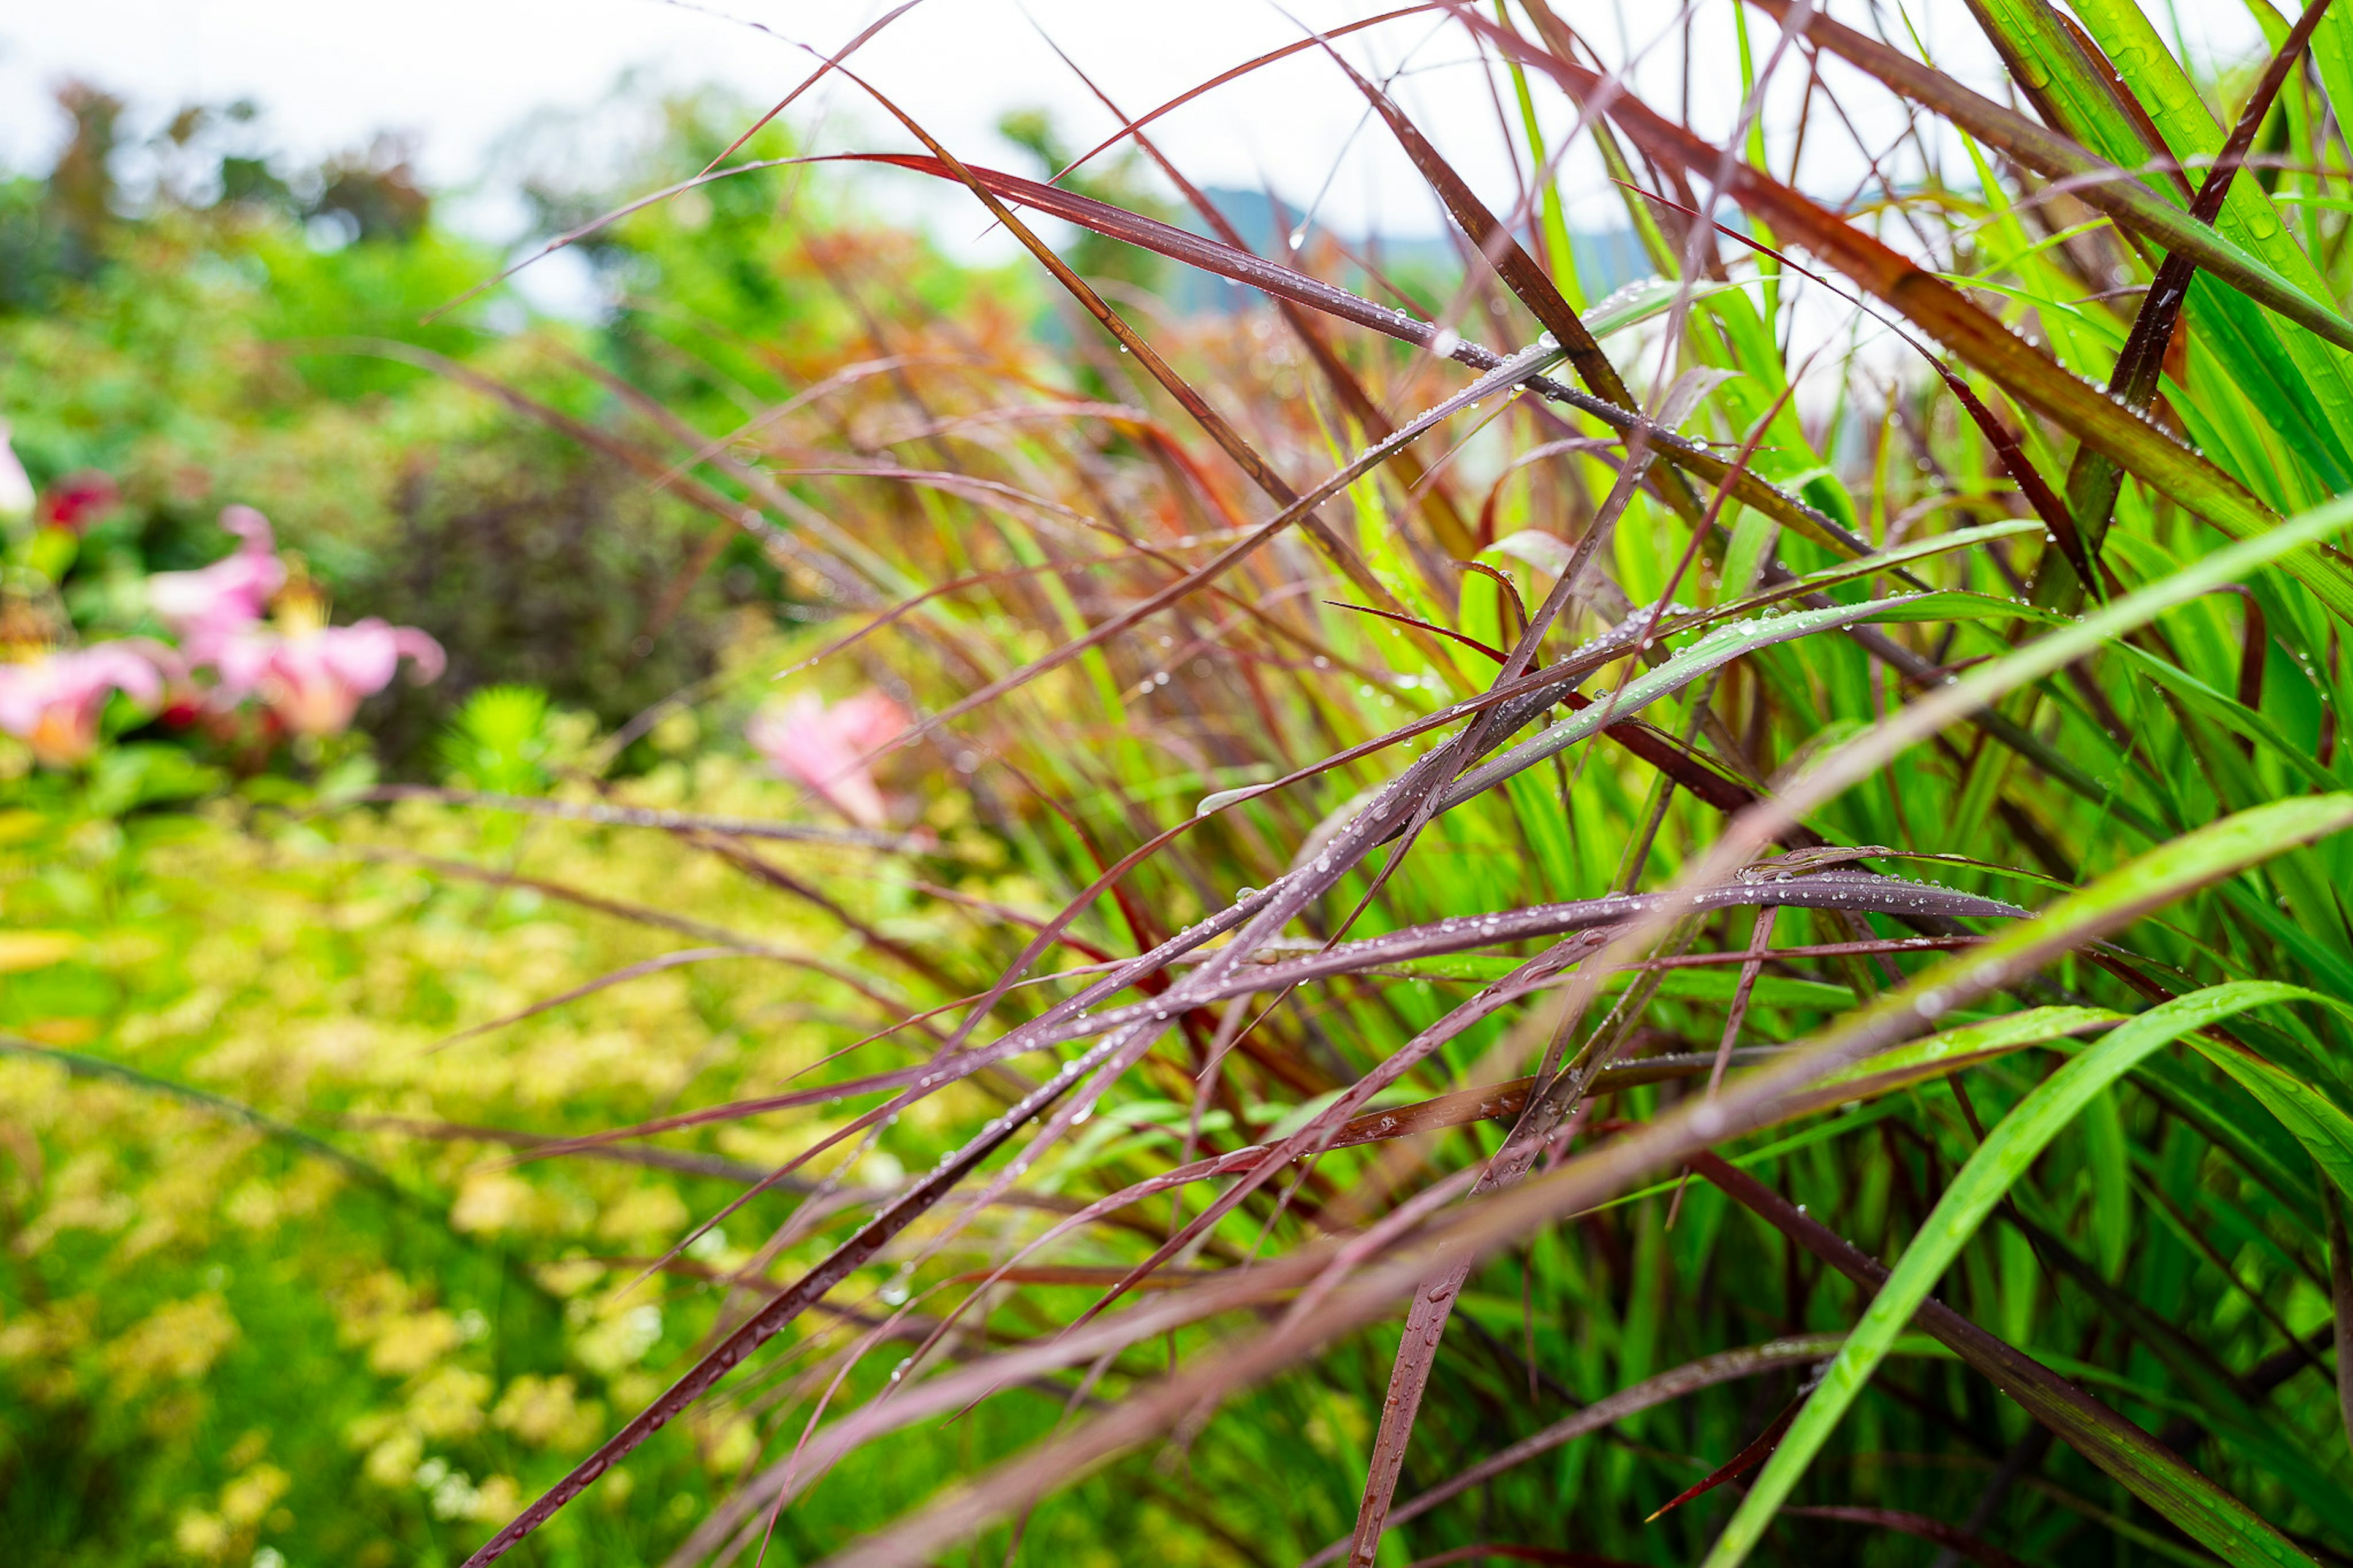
(746, 690, 906, 827)
(0, 644, 164, 767)
(146, 506, 285, 661)
(214, 620, 445, 736)
(0, 420, 32, 521)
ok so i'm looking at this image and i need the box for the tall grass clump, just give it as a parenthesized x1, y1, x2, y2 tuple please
(422, 4, 2353, 1562)
(48, 3, 2353, 1564)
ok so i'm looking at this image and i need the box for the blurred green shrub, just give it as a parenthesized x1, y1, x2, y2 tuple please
(436, 684, 554, 797)
(361, 431, 727, 770)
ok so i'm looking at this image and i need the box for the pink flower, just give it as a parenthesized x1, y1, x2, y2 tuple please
(214, 620, 445, 736)
(0, 420, 33, 521)
(0, 644, 164, 767)
(147, 506, 285, 661)
(746, 690, 907, 827)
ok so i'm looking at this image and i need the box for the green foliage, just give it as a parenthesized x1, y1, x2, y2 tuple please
(0, 749, 1067, 1567)
(438, 686, 555, 797)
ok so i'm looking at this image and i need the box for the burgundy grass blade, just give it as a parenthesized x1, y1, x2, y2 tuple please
(2044, 0, 2332, 596)
(424, 946, 762, 1051)
(1304, 1336, 1847, 1566)
(1643, 1385, 1806, 1520)
(1737, 0, 2353, 353)
(822, 151, 1876, 562)
(1782, 1506, 2031, 1568)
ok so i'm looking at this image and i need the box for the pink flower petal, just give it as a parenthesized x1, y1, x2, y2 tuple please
(0, 643, 164, 765)
(746, 689, 901, 828)
(0, 422, 36, 520)
(148, 506, 286, 662)
(241, 621, 445, 735)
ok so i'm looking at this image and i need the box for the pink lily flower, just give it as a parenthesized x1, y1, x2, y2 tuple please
(214, 620, 446, 736)
(0, 643, 163, 767)
(146, 506, 286, 661)
(746, 690, 906, 827)
(0, 420, 32, 522)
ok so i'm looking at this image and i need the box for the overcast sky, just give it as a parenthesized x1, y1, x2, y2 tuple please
(0, 1, 2270, 276)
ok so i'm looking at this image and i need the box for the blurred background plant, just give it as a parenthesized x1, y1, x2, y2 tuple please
(0, 80, 970, 777)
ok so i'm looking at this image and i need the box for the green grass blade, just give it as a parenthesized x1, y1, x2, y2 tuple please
(2067, 0, 2353, 460)
(1705, 980, 2341, 1567)
(1746, 0, 2353, 352)
(1438, 592, 2044, 809)
(1474, 29, 2353, 623)
(2181, 1028, 2353, 1202)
